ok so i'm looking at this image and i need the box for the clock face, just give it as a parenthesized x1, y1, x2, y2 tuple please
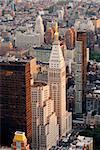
(16, 141, 21, 150)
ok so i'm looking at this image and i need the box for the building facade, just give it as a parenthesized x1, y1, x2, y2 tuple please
(86, 90, 100, 115)
(31, 82, 59, 150)
(75, 41, 83, 114)
(65, 28, 75, 50)
(15, 15, 44, 48)
(15, 32, 42, 48)
(12, 131, 30, 150)
(48, 26, 72, 137)
(68, 136, 93, 150)
(35, 15, 44, 44)
(75, 31, 87, 114)
(0, 59, 32, 146)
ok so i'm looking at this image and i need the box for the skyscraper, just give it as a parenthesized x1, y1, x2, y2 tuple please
(74, 18, 95, 51)
(65, 28, 75, 50)
(44, 28, 54, 44)
(48, 23, 72, 137)
(75, 41, 83, 114)
(0, 56, 33, 146)
(75, 31, 87, 114)
(35, 15, 44, 44)
(31, 82, 59, 150)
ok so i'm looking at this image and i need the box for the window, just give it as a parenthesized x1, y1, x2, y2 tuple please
(16, 142, 21, 150)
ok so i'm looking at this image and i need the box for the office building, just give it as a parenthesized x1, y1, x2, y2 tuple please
(65, 28, 75, 50)
(75, 41, 83, 114)
(74, 18, 95, 51)
(75, 31, 87, 114)
(44, 28, 54, 44)
(58, 7, 64, 22)
(15, 31, 42, 48)
(35, 15, 44, 44)
(11, 131, 30, 150)
(31, 82, 59, 150)
(65, 48, 75, 73)
(15, 15, 44, 48)
(0, 55, 34, 146)
(48, 23, 72, 137)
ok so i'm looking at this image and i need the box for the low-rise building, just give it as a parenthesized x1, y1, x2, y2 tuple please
(86, 90, 100, 115)
(68, 136, 93, 150)
(86, 111, 100, 126)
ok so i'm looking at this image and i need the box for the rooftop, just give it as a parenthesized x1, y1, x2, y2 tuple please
(0, 55, 34, 64)
(94, 90, 100, 94)
(33, 82, 47, 87)
(0, 48, 34, 64)
(68, 136, 93, 150)
(34, 43, 52, 50)
(13, 131, 27, 142)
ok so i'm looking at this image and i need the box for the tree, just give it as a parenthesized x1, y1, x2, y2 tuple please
(90, 52, 100, 62)
(2, 9, 5, 16)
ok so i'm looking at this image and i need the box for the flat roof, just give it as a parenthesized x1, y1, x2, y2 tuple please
(33, 82, 47, 87)
(94, 90, 100, 94)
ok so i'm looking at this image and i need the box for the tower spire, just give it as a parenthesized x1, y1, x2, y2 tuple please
(55, 22, 58, 32)
(54, 22, 59, 41)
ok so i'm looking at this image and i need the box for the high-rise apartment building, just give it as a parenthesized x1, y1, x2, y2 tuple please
(0, 56, 33, 146)
(11, 131, 30, 150)
(31, 82, 59, 150)
(48, 24, 72, 137)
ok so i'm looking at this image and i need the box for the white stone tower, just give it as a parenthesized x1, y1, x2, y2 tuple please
(48, 23, 72, 137)
(35, 15, 44, 44)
